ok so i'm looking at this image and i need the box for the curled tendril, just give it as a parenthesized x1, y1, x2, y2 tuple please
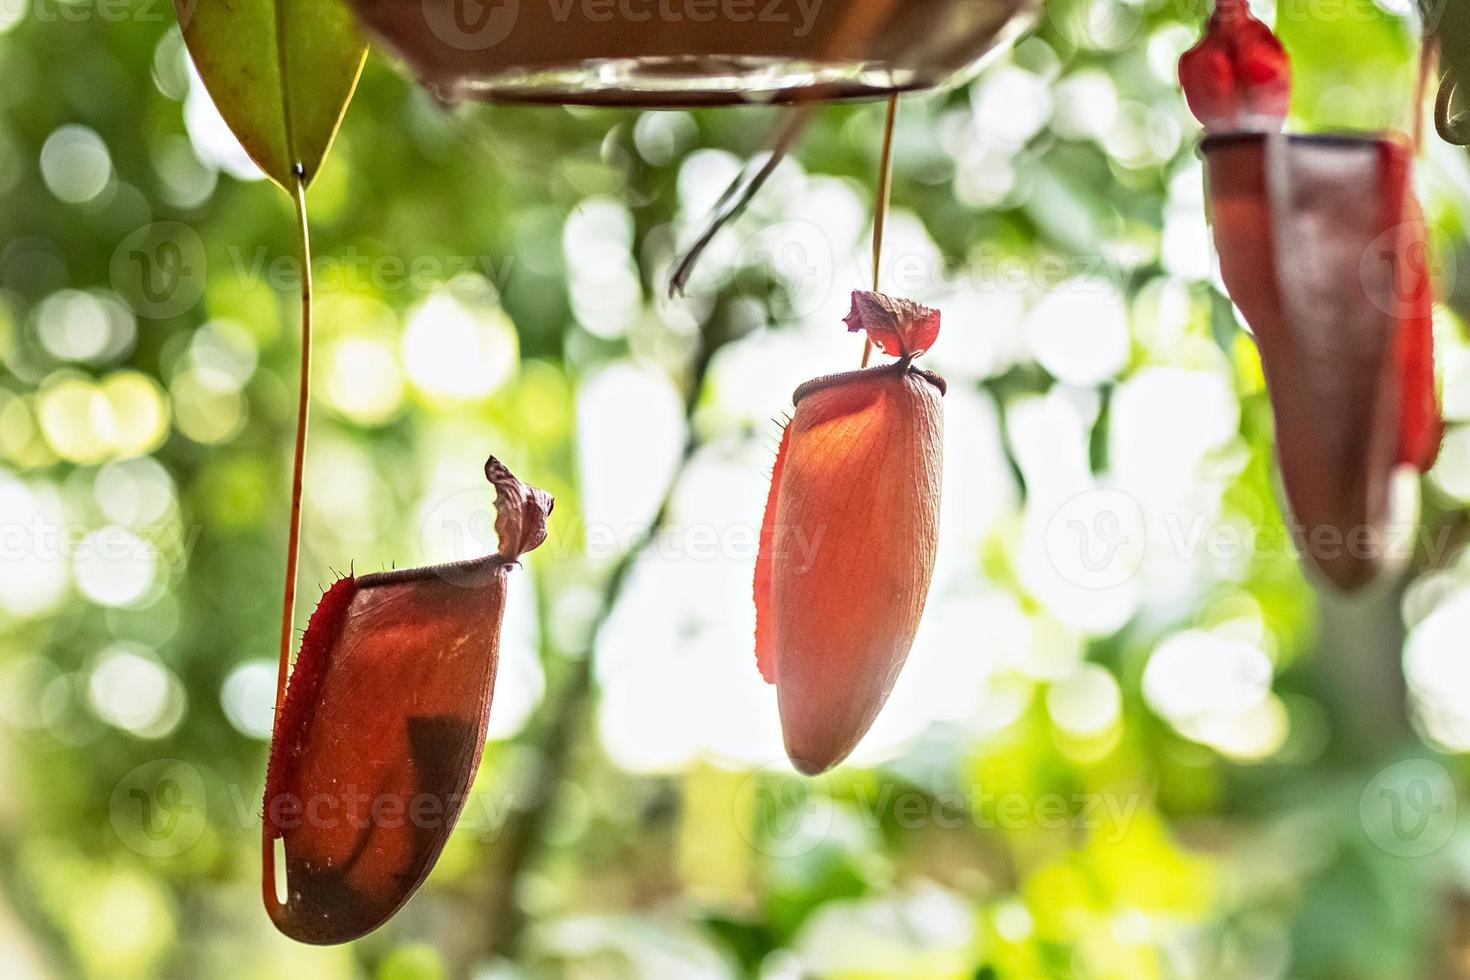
(1437, 72, 1470, 145)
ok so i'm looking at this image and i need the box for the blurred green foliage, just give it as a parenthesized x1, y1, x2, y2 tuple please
(2, 0, 1470, 978)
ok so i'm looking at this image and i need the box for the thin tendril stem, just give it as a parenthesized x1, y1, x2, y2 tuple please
(274, 175, 313, 716)
(862, 95, 899, 368)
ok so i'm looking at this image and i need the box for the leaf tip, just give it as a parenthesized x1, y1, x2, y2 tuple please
(843, 290, 940, 359)
(485, 456, 554, 561)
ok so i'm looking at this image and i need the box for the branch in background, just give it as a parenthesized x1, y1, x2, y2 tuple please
(0, 831, 81, 978)
(667, 107, 811, 297)
(448, 315, 730, 969)
(1309, 501, 1470, 764)
(1312, 577, 1410, 761)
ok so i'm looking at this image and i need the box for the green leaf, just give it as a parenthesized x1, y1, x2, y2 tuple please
(174, 0, 368, 190)
(1274, 0, 1415, 133)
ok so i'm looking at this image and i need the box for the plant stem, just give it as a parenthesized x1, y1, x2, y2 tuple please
(0, 831, 81, 977)
(274, 176, 313, 716)
(1313, 578, 1410, 762)
(462, 321, 725, 966)
(861, 95, 899, 368)
(1415, 35, 1436, 151)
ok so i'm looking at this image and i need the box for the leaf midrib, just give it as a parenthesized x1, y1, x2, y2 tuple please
(272, 0, 299, 184)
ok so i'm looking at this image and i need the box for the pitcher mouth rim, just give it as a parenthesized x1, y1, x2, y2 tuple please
(1200, 130, 1405, 154)
(792, 363, 946, 405)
